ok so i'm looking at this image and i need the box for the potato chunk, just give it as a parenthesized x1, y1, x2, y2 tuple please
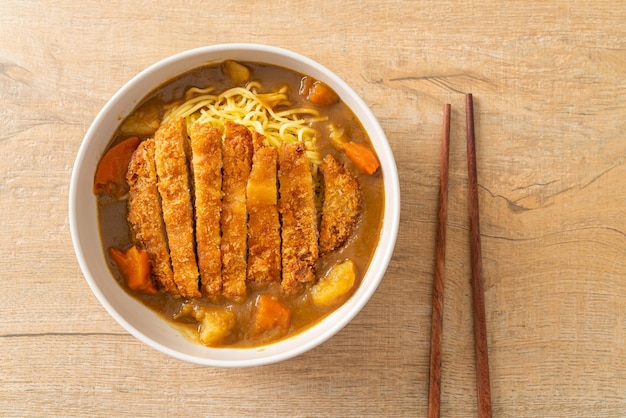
(311, 260, 356, 308)
(119, 101, 160, 136)
(221, 60, 251, 85)
(197, 309, 236, 346)
(176, 303, 236, 346)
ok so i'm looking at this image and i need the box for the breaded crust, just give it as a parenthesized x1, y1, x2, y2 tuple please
(221, 122, 253, 300)
(247, 142, 281, 283)
(154, 118, 201, 298)
(278, 142, 319, 293)
(189, 123, 223, 298)
(319, 154, 362, 254)
(126, 139, 178, 296)
(251, 130, 267, 153)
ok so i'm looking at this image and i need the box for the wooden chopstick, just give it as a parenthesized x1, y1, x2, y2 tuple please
(428, 103, 451, 418)
(465, 93, 492, 418)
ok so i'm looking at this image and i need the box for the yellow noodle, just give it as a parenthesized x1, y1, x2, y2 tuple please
(185, 86, 216, 98)
(162, 82, 326, 169)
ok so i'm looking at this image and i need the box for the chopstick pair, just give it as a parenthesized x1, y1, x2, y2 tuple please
(427, 95, 492, 418)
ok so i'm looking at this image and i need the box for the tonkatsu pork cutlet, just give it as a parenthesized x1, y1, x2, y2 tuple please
(247, 141, 281, 283)
(189, 123, 223, 298)
(319, 154, 362, 254)
(251, 130, 265, 152)
(126, 138, 179, 297)
(278, 142, 319, 293)
(154, 118, 201, 298)
(221, 122, 253, 300)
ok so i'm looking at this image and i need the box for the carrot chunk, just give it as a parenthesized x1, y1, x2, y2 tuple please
(94, 136, 141, 198)
(252, 294, 292, 335)
(307, 81, 339, 106)
(109, 245, 157, 294)
(343, 141, 380, 174)
(300, 76, 339, 107)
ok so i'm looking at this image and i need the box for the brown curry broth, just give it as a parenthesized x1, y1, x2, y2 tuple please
(97, 62, 384, 347)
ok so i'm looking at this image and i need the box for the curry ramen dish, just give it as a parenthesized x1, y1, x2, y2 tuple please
(94, 60, 384, 348)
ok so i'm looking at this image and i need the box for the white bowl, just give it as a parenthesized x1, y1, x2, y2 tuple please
(69, 44, 400, 367)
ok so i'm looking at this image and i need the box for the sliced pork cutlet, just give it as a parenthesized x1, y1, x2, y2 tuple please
(126, 138, 179, 297)
(319, 154, 362, 254)
(154, 118, 201, 298)
(189, 123, 223, 298)
(246, 141, 281, 283)
(251, 130, 266, 152)
(221, 122, 253, 300)
(278, 141, 319, 293)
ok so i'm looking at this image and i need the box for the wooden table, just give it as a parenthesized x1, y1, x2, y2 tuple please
(2, 1, 625, 416)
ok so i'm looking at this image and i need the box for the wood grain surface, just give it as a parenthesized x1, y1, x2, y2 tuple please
(1, 1, 625, 416)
